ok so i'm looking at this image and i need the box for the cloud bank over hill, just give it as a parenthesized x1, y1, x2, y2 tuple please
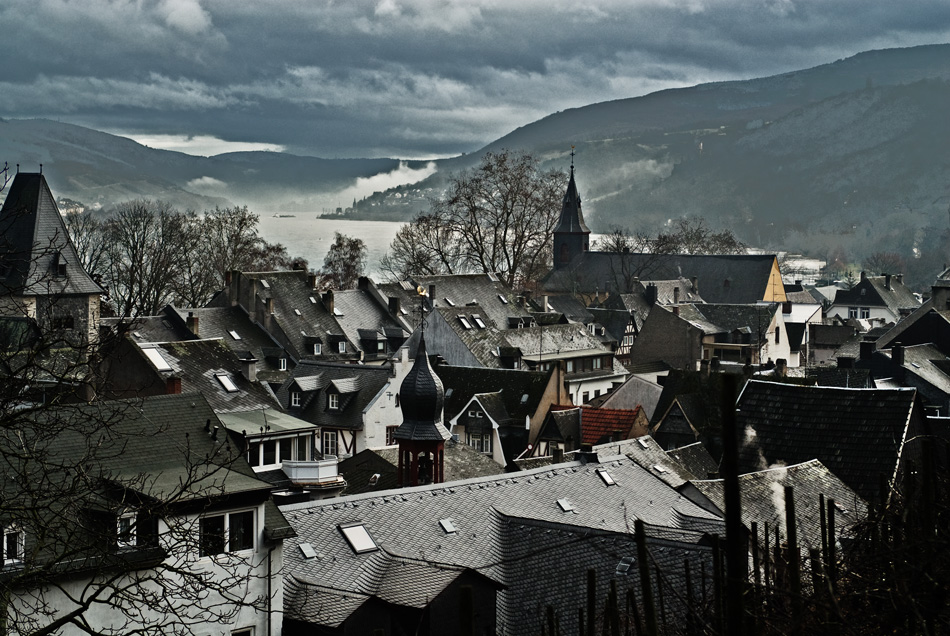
(2, 0, 950, 158)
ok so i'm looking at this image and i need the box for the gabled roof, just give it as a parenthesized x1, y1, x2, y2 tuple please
(735, 380, 920, 501)
(282, 455, 723, 632)
(667, 442, 720, 480)
(278, 361, 393, 431)
(542, 405, 646, 446)
(693, 460, 867, 551)
(0, 172, 103, 296)
(684, 303, 779, 340)
(831, 274, 919, 315)
(544, 252, 782, 303)
(333, 288, 408, 357)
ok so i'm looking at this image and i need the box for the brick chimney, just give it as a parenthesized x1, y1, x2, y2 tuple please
(322, 290, 334, 315)
(186, 311, 199, 336)
(884, 273, 892, 290)
(388, 296, 401, 316)
(859, 339, 875, 361)
(166, 376, 182, 394)
(308, 273, 318, 290)
(645, 283, 658, 306)
(673, 286, 680, 305)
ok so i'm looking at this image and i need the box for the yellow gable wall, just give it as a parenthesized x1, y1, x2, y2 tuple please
(763, 258, 788, 302)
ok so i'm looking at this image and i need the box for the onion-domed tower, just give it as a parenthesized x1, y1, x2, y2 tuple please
(394, 335, 451, 486)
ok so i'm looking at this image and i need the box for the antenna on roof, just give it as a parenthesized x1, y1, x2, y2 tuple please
(39, 164, 43, 174)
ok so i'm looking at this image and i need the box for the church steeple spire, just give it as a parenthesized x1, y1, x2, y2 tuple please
(553, 147, 590, 268)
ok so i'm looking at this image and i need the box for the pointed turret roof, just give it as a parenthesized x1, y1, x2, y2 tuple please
(393, 336, 451, 442)
(554, 166, 590, 235)
(0, 172, 103, 296)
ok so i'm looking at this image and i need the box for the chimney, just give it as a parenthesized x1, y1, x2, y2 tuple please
(673, 286, 680, 305)
(896, 274, 903, 285)
(186, 311, 199, 337)
(892, 342, 904, 367)
(885, 273, 892, 290)
(358, 276, 370, 291)
(241, 357, 258, 382)
(645, 283, 658, 306)
(860, 271, 867, 283)
(672, 305, 679, 316)
(859, 339, 875, 361)
(308, 273, 318, 290)
(428, 284, 436, 302)
(552, 447, 564, 463)
(165, 376, 182, 395)
(266, 297, 275, 315)
(322, 290, 334, 315)
(691, 276, 698, 295)
(388, 296, 401, 316)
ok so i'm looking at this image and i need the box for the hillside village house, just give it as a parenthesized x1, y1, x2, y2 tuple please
(827, 272, 919, 325)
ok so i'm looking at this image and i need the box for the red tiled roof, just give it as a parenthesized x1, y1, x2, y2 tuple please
(552, 405, 645, 446)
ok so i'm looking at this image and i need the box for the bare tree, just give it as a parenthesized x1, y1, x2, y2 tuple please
(382, 150, 567, 288)
(319, 232, 366, 289)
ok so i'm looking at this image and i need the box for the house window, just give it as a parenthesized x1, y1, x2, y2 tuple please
(566, 360, 574, 373)
(467, 432, 492, 453)
(775, 326, 781, 344)
(377, 340, 386, 352)
(328, 393, 340, 410)
(232, 629, 253, 636)
(860, 307, 870, 319)
(247, 442, 260, 467)
(297, 435, 310, 460)
(279, 438, 293, 463)
(313, 343, 322, 355)
(291, 392, 301, 407)
(51, 315, 74, 330)
(386, 426, 398, 446)
(117, 513, 136, 549)
(322, 430, 338, 456)
(262, 441, 276, 465)
(592, 357, 602, 370)
(4, 527, 24, 564)
(199, 510, 255, 557)
(339, 341, 347, 354)
(279, 358, 288, 371)
(582, 391, 590, 403)
(848, 307, 858, 319)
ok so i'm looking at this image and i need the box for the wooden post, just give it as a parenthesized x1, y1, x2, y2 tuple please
(719, 373, 746, 636)
(826, 497, 836, 587)
(785, 486, 801, 636)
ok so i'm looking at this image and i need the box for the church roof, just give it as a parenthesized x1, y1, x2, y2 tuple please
(0, 172, 103, 297)
(394, 337, 450, 442)
(554, 166, 590, 235)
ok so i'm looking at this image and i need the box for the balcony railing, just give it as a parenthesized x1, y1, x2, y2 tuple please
(281, 458, 344, 486)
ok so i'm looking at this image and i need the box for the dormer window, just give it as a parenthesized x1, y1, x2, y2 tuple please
(376, 340, 385, 352)
(328, 393, 340, 410)
(53, 252, 67, 276)
(338, 341, 346, 354)
(279, 358, 288, 371)
(313, 343, 322, 355)
(291, 392, 301, 407)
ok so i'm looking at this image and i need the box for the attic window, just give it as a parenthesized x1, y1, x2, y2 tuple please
(260, 279, 270, 289)
(596, 469, 616, 486)
(557, 498, 575, 513)
(143, 348, 172, 371)
(472, 315, 486, 329)
(309, 296, 317, 304)
(229, 330, 241, 340)
(294, 309, 302, 316)
(498, 294, 508, 304)
(444, 297, 455, 307)
(339, 522, 378, 554)
(459, 316, 473, 330)
(299, 542, 318, 559)
(216, 374, 239, 393)
(439, 518, 457, 534)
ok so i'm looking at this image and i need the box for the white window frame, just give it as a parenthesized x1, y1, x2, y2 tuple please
(279, 357, 288, 371)
(848, 307, 858, 319)
(3, 527, 24, 565)
(338, 341, 347, 354)
(328, 393, 340, 410)
(291, 392, 301, 407)
(199, 510, 256, 558)
(117, 512, 137, 549)
(860, 307, 870, 319)
(322, 430, 339, 456)
(313, 343, 322, 355)
(467, 432, 492, 454)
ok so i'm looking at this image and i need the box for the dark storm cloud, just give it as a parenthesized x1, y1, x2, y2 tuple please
(2, 0, 949, 158)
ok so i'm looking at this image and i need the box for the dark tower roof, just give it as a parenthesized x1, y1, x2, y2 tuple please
(394, 336, 451, 442)
(0, 172, 103, 296)
(554, 166, 590, 235)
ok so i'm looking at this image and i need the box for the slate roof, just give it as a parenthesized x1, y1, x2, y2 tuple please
(667, 442, 721, 480)
(0, 172, 103, 296)
(165, 305, 289, 381)
(544, 252, 781, 304)
(831, 274, 920, 315)
(684, 303, 779, 340)
(102, 315, 193, 344)
(436, 365, 554, 423)
(554, 166, 590, 234)
(542, 294, 593, 323)
(333, 289, 408, 359)
(591, 374, 663, 419)
(805, 367, 872, 389)
(379, 273, 530, 332)
(340, 442, 507, 495)
(394, 337, 451, 442)
(735, 380, 920, 501)
(693, 460, 867, 551)
(282, 455, 723, 634)
(277, 360, 393, 432)
(138, 338, 278, 413)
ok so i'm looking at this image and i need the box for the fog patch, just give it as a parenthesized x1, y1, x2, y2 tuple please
(186, 176, 227, 190)
(336, 161, 438, 204)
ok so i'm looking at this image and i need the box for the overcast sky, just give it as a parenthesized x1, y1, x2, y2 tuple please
(2, 0, 949, 159)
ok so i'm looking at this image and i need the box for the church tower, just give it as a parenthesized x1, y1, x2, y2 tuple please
(394, 334, 451, 487)
(552, 151, 590, 269)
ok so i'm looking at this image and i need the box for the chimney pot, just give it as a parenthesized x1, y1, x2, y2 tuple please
(885, 274, 892, 290)
(308, 273, 317, 290)
(186, 311, 199, 337)
(673, 286, 680, 305)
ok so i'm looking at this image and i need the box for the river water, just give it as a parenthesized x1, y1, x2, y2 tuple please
(256, 215, 406, 280)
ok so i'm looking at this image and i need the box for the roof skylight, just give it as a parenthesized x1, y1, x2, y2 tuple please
(216, 374, 239, 393)
(439, 518, 457, 534)
(299, 542, 317, 559)
(473, 315, 486, 329)
(143, 348, 172, 371)
(557, 498, 574, 513)
(459, 316, 472, 330)
(596, 469, 616, 486)
(498, 294, 508, 304)
(260, 279, 270, 289)
(294, 309, 302, 316)
(339, 522, 378, 554)
(228, 330, 241, 340)
(638, 438, 650, 449)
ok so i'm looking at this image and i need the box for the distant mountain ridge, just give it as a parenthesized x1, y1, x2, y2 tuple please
(3, 44, 950, 286)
